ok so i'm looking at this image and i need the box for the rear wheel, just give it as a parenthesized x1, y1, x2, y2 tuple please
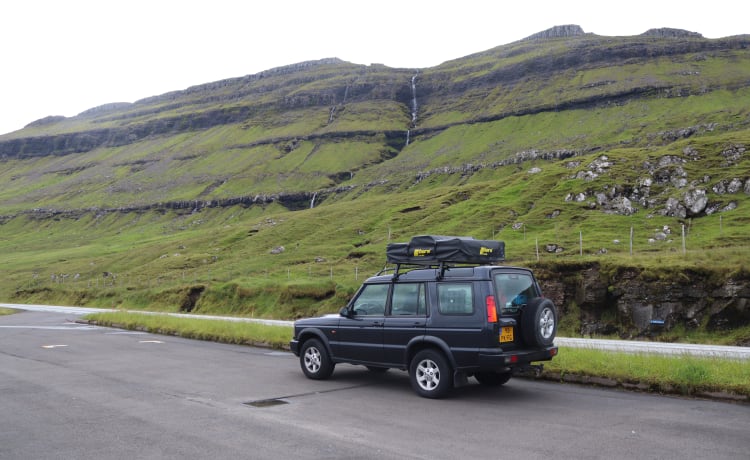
(409, 349, 452, 398)
(475, 371, 512, 386)
(300, 338, 334, 380)
(522, 298, 557, 347)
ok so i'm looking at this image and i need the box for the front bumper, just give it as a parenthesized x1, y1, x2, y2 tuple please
(289, 339, 300, 356)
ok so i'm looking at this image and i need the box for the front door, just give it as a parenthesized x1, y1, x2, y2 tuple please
(334, 283, 388, 363)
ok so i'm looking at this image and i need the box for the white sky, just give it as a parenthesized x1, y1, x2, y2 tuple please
(1, 0, 746, 136)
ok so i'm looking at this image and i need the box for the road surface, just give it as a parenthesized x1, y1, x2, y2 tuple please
(3, 303, 749, 359)
(1, 308, 748, 459)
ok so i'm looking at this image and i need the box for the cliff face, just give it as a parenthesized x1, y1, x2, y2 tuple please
(3, 29, 747, 161)
(538, 264, 750, 342)
(522, 24, 586, 40)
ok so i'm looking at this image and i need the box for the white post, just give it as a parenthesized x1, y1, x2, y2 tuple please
(682, 224, 686, 255)
(579, 231, 583, 256)
(630, 226, 633, 256)
(535, 238, 539, 261)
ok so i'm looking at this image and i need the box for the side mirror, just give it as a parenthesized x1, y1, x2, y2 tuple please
(339, 306, 351, 317)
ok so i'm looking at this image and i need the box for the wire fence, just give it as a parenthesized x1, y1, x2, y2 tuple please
(24, 216, 739, 291)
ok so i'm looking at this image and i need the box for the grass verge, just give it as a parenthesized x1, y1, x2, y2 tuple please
(543, 347, 750, 400)
(84, 312, 291, 348)
(83, 311, 750, 401)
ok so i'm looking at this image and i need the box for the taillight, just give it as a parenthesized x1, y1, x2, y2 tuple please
(486, 295, 498, 323)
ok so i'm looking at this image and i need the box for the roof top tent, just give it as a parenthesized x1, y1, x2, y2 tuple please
(384, 235, 505, 279)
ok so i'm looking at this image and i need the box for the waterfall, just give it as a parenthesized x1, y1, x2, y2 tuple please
(405, 71, 418, 147)
(410, 72, 418, 125)
(310, 192, 317, 209)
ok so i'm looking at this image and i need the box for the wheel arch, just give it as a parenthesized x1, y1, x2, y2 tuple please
(405, 336, 456, 369)
(297, 328, 333, 357)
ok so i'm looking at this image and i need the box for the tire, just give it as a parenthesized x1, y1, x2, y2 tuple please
(300, 338, 334, 380)
(409, 349, 452, 398)
(521, 298, 557, 347)
(475, 371, 512, 386)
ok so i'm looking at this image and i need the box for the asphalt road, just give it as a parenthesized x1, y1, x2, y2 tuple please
(4, 303, 749, 359)
(1, 309, 748, 460)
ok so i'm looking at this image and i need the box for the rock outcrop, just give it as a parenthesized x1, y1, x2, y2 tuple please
(538, 263, 750, 343)
(522, 24, 586, 41)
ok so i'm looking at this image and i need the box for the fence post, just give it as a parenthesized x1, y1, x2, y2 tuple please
(682, 224, 686, 255)
(579, 231, 583, 256)
(630, 226, 633, 256)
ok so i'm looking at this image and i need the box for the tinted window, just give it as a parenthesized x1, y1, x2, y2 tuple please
(352, 283, 388, 316)
(437, 283, 473, 315)
(494, 273, 537, 312)
(390, 283, 426, 316)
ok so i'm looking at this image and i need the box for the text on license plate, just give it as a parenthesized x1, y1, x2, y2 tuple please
(499, 326, 514, 343)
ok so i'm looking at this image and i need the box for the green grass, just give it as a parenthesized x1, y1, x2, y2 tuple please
(0, 307, 17, 316)
(547, 346, 750, 397)
(82, 311, 750, 398)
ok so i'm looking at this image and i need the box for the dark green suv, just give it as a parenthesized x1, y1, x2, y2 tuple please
(290, 236, 558, 398)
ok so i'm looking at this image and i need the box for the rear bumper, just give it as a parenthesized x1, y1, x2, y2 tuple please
(477, 346, 558, 371)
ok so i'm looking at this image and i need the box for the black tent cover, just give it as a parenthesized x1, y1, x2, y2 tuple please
(386, 235, 505, 265)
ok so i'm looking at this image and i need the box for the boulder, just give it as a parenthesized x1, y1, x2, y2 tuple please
(684, 188, 707, 215)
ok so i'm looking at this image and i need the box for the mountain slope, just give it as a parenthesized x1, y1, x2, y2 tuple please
(1, 26, 749, 338)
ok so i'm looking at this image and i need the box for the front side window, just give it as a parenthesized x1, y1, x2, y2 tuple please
(351, 283, 388, 316)
(437, 283, 474, 315)
(390, 283, 426, 316)
(494, 272, 538, 313)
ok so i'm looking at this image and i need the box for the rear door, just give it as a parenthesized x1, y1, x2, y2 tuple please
(427, 281, 484, 367)
(383, 282, 427, 366)
(493, 269, 540, 350)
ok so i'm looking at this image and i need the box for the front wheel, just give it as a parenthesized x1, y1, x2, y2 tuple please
(409, 350, 452, 398)
(300, 338, 334, 380)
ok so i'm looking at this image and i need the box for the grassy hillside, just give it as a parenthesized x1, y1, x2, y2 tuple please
(1, 29, 749, 338)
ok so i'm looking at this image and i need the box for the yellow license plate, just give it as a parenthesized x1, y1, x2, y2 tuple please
(500, 326, 514, 343)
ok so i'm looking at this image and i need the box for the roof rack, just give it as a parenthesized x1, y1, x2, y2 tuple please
(383, 235, 505, 280)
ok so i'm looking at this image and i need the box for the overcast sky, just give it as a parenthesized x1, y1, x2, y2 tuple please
(1, 0, 746, 136)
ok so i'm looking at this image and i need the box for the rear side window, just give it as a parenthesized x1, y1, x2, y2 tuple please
(437, 283, 474, 315)
(390, 283, 426, 316)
